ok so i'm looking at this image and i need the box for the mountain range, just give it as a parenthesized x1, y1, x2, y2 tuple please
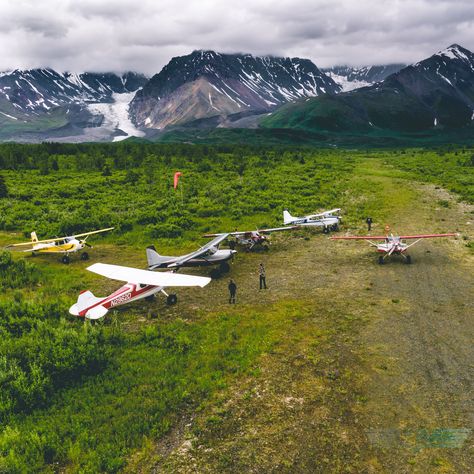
(0, 44, 473, 144)
(262, 44, 474, 135)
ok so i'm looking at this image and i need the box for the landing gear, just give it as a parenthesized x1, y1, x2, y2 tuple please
(405, 255, 412, 264)
(323, 227, 330, 234)
(145, 295, 155, 302)
(210, 268, 221, 279)
(80, 252, 89, 261)
(166, 294, 178, 305)
(378, 255, 384, 265)
(229, 241, 236, 250)
(219, 262, 230, 273)
(61, 255, 70, 264)
(331, 224, 339, 232)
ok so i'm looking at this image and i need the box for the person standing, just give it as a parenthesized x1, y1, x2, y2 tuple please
(366, 217, 373, 232)
(259, 263, 267, 290)
(228, 279, 237, 304)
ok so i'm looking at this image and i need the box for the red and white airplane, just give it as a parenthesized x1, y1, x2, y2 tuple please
(331, 231, 457, 264)
(69, 263, 211, 319)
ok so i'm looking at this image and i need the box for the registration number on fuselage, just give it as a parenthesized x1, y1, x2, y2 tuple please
(110, 292, 132, 307)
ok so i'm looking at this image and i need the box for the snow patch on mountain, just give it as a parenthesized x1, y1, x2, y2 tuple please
(87, 92, 145, 141)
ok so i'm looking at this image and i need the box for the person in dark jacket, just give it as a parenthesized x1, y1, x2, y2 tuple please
(366, 217, 373, 231)
(228, 279, 237, 304)
(259, 263, 267, 289)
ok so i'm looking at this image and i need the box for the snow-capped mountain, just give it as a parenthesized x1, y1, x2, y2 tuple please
(323, 64, 405, 91)
(263, 44, 474, 133)
(129, 50, 339, 129)
(0, 69, 147, 115)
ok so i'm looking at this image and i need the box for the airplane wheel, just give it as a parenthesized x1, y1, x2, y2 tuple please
(81, 252, 89, 261)
(323, 227, 330, 234)
(378, 256, 384, 265)
(405, 255, 412, 264)
(219, 262, 230, 273)
(229, 241, 236, 250)
(332, 224, 339, 232)
(166, 294, 177, 305)
(210, 268, 221, 279)
(62, 255, 70, 264)
(145, 295, 155, 302)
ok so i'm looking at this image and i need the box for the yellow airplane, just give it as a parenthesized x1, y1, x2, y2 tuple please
(5, 227, 114, 264)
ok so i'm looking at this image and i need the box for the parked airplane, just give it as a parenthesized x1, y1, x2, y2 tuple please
(331, 231, 457, 264)
(205, 226, 298, 251)
(283, 208, 341, 233)
(69, 263, 211, 319)
(146, 234, 236, 278)
(5, 228, 114, 263)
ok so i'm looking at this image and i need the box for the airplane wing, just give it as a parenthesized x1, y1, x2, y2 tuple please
(73, 227, 115, 239)
(330, 235, 388, 240)
(398, 233, 457, 239)
(204, 227, 298, 238)
(87, 263, 211, 287)
(167, 233, 230, 268)
(5, 237, 60, 248)
(258, 226, 300, 234)
(306, 208, 341, 219)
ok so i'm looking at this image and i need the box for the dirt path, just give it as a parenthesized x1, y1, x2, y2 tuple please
(125, 159, 473, 473)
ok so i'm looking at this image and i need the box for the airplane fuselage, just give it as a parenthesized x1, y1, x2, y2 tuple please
(149, 249, 235, 269)
(32, 238, 84, 254)
(71, 283, 162, 318)
(287, 216, 340, 228)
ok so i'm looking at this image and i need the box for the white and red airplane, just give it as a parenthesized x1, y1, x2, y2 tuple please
(331, 231, 457, 264)
(69, 263, 211, 319)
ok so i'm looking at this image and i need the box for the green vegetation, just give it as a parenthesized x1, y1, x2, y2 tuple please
(0, 142, 471, 472)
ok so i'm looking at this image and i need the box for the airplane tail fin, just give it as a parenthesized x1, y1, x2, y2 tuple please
(283, 210, 295, 225)
(31, 232, 38, 243)
(146, 245, 171, 268)
(69, 290, 108, 319)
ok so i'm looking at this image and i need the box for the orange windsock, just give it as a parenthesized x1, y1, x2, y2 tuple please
(173, 172, 182, 189)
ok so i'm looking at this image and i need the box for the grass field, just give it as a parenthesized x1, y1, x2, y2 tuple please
(0, 145, 472, 473)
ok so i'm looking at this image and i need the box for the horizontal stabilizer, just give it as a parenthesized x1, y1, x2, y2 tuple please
(86, 305, 109, 320)
(87, 263, 211, 288)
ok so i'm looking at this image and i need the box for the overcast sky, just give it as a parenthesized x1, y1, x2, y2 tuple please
(0, 0, 472, 75)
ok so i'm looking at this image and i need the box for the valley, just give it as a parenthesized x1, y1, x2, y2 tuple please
(0, 143, 472, 472)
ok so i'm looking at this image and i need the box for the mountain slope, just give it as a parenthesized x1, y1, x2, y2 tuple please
(0, 69, 148, 141)
(323, 64, 405, 91)
(262, 44, 474, 133)
(129, 50, 340, 129)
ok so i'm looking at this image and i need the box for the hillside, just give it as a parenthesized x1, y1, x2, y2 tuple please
(129, 50, 339, 129)
(262, 44, 474, 135)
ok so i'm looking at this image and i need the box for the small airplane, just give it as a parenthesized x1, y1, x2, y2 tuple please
(69, 263, 211, 319)
(146, 234, 236, 278)
(204, 226, 299, 251)
(5, 228, 114, 264)
(283, 208, 341, 233)
(331, 231, 457, 264)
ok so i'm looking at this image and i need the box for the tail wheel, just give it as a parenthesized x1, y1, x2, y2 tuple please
(62, 255, 70, 264)
(210, 268, 221, 279)
(81, 252, 89, 261)
(405, 255, 412, 264)
(378, 255, 384, 265)
(219, 262, 230, 273)
(166, 294, 177, 305)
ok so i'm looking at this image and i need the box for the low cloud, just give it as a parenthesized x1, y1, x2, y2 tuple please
(0, 0, 472, 74)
